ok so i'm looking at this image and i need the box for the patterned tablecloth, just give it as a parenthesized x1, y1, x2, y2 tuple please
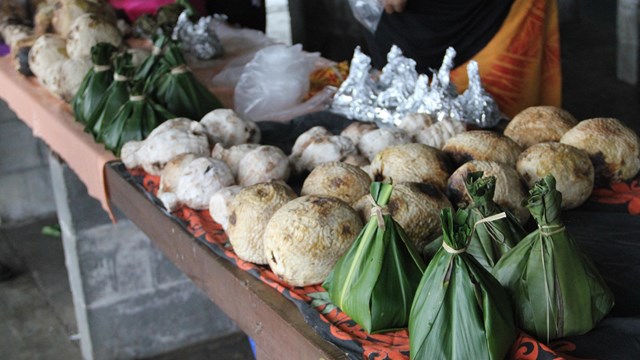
(114, 112, 640, 360)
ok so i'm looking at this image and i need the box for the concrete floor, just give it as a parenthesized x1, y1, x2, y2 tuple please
(1, 5, 639, 360)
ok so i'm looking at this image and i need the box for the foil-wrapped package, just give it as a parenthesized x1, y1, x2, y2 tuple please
(458, 61, 502, 128)
(378, 45, 418, 90)
(172, 11, 224, 60)
(331, 46, 377, 122)
(417, 47, 464, 122)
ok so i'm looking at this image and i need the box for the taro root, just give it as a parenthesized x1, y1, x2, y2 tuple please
(264, 196, 363, 286)
(290, 126, 332, 156)
(398, 113, 435, 134)
(227, 182, 297, 264)
(28, 34, 67, 81)
(51, 0, 116, 37)
(340, 121, 377, 146)
(301, 162, 371, 205)
(447, 160, 529, 224)
(121, 118, 210, 175)
(504, 106, 578, 148)
(517, 142, 594, 209)
(342, 153, 370, 168)
(560, 117, 640, 185)
(358, 127, 411, 161)
(66, 14, 121, 59)
(353, 182, 451, 251)
(369, 143, 452, 191)
(290, 135, 355, 173)
(200, 108, 261, 147)
(414, 118, 466, 150)
(443, 130, 523, 167)
(211, 143, 260, 178)
(158, 157, 235, 212)
(208, 185, 243, 230)
(159, 153, 201, 194)
(237, 145, 290, 186)
(50, 57, 91, 102)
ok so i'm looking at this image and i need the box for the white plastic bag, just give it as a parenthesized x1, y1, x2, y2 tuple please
(348, 0, 384, 33)
(234, 44, 319, 122)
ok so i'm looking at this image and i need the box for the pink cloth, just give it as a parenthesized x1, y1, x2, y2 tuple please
(109, 0, 207, 22)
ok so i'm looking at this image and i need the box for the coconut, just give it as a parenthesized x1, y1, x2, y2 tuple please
(414, 118, 466, 150)
(504, 106, 578, 148)
(342, 153, 370, 168)
(369, 143, 452, 191)
(237, 145, 290, 186)
(290, 126, 332, 156)
(447, 160, 529, 224)
(301, 162, 371, 205)
(290, 135, 355, 173)
(66, 13, 121, 59)
(208, 185, 243, 230)
(354, 182, 451, 251)
(397, 113, 436, 134)
(560, 117, 640, 185)
(517, 142, 594, 209)
(264, 196, 363, 286)
(226, 182, 297, 264)
(443, 130, 523, 167)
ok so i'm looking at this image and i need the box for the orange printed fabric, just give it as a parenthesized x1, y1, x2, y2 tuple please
(129, 167, 585, 360)
(450, 0, 562, 118)
(591, 176, 640, 215)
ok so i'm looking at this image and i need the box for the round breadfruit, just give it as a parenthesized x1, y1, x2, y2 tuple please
(505, 106, 578, 148)
(560, 118, 640, 185)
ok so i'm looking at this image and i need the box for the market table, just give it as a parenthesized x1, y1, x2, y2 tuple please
(3, 48, 640, 360)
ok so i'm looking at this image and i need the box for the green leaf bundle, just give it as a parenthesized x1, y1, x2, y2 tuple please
(100, 80, 175, 155)
(492, 174, 614, 343)
(72, 43, 118, 125)
(424, 172, 526, 270)
(134, 35, 168, 82)
(153, 43, 222, 120)
(88, 52, 135, 138)
(409, 208, 516, 360)
(323, 182, 426, 334)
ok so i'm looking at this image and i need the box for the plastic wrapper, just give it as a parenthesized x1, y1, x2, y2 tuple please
(234, 44, 320, 122)
(424, 172, 526, 270)
(153, 43, 223, 120)
(458, 61, 503, 128)
(348, 0, 383, 33)
(323, 182, 426, 333)
(171, 11, 223, 60)
(72, 43, 118, 125)
(100, 80, 174, 155)
(492, 175, 614, 343)
(410, 207, 516, 360)
(89, 52, 134, 138)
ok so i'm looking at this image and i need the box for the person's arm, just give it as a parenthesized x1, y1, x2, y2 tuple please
(383, 0, 407, 14)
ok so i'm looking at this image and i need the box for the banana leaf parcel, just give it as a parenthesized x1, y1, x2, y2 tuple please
(409, 207, 516, 360)
(492, 174, 614, 343)
(425, 172, 526, 270)
(88, 52, 135, 138)
(100, 80, 175, 155)
(323, 182, 426, 334)
(152, 43, 222, 120)
(134, 35, 168, 82)
(72, 43, 118, 125)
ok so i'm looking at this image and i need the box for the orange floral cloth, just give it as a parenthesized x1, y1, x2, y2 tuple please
(450, 0, 562, 118)
(127, 167, 601, 360)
